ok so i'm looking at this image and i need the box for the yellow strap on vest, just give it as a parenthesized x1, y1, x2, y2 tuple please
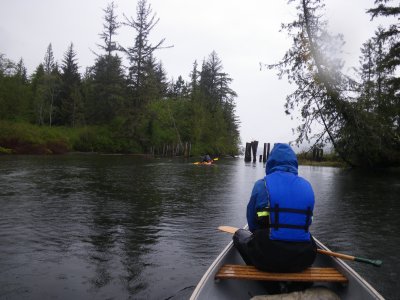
(257, 211, 270, 217)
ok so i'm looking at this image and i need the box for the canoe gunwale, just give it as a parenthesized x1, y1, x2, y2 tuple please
(190, 240, 234, 300)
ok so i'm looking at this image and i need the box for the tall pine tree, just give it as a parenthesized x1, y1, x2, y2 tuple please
(58, 43, 82, 126)
(86, 2, 126, 124)
(121, 0, 167, 107)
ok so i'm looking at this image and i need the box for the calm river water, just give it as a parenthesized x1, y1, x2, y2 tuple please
(0, 155, 399, 299)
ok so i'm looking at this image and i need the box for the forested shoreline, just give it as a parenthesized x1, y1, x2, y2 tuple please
(0, 0, 240, 156)
(2, 0, 400, 168)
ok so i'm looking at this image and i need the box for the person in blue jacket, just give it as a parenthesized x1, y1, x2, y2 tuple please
(233, 143, 317, 272)
(202, 154, 212, 163)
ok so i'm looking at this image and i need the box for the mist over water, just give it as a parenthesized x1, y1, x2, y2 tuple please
(0, 155, 398, 299)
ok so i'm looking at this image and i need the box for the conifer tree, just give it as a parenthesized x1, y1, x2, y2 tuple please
(44, 44, 56, 75)
(189, 60, 199, 98)
(42, 43, 61, 126)
(15, 58, 28, 83)
(268, 0, 355, 165)
(31, 63, 46, 125)
(98, 1, 120, 57)
(170, 75, 188, 99)
(0, 55, 31, 121)
(86, 2, 126, 124)
(121, 0, 167, 106)
(199, 51, 236, 111)
(59, 43, 82, 126)
(367, 0, 400, 142)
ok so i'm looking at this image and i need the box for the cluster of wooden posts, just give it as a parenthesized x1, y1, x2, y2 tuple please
(312, 147, 323, 161)
(149, 142, 191, 157)
(245, 142, 324, 163)
(244, 141, 271, 163)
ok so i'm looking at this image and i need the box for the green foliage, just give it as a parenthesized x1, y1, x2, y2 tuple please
(0, 1, 240, 157)
(0, 75, 32, 121)
(73, 125, 141, 153)
(0, 120, 70, 154)
(0, 146, 12, 154)
(0, 55, 32, 122)
(0, 120, 143, 154)
(58, 43, 82, 126)
(84, 54, 127, 124)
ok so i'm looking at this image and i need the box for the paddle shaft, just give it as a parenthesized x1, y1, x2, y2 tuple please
(218, 226, 382, 267)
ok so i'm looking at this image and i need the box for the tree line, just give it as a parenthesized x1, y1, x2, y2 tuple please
(0, 0, 240, 156)
(269, 0, 400, 168)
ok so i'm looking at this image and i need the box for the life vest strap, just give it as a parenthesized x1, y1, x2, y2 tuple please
(265, 223, 309, 230)
(256, 205, 313, 232)
(257, 206, 313, 216)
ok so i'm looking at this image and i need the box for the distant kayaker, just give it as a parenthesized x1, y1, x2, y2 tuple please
(201, 154, 212, 163)
(233, 143, 317, 272)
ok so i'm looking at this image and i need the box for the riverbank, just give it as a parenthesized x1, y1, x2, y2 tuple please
(297, 151, 347, 168)
(298, 158, 347, 168)
(0, 120, 142, 155)
(0, 121, 233, 157)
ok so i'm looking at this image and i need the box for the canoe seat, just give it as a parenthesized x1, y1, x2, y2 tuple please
(215, 265, 348, 283)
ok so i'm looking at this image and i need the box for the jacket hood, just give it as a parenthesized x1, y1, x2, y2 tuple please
(266, 143, 298, 175)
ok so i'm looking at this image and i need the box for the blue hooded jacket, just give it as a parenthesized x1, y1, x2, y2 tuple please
(246, 143, 314, 242)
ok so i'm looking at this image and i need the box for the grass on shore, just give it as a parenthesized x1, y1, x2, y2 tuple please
(297, 151, 347, 168)
(0, 120, 141, 154)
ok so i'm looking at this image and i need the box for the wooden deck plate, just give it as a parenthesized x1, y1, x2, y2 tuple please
(215, 264, 348, 283)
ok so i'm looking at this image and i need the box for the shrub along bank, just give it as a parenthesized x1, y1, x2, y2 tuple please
(0, 121, 142, 155)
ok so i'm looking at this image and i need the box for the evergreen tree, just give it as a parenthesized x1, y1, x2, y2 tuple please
(86, 54, 126, 124)
(0, 55, 31, 121)
(59, 43, 82, 126)
(357, 30, 391, 114)
(268, 0, 356, 165)
(31, 63, 46, 125)
(86, 2, 126, 124)
(189, 60, 199, 100)
(98, 1, 120, 57)
(267, 0, 399, 167)
(121, 0, 167, 107)
(42, 44, 61, 126)
(367, 0, 400, 143)
(15, 58, 28, 84)
(170, 75, 188, 99)
(199, 51, 236, 111)
(44, 43, 56, 74)
(195, 51, 239, 153)
(0, 53, 15, 77)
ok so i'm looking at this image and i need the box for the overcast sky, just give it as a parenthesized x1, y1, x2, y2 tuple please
(0, 0, 391, 148)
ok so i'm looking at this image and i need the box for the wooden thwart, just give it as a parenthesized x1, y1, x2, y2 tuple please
(215, 265, 348, 283)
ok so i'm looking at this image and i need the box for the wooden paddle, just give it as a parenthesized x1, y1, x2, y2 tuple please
(218, 226, 382, 267)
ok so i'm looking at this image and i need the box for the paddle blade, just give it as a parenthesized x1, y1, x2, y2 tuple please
(355, 257, 383, 267)
(318, 249, 383, 267)
(213, 158, 219, 161)
(218, 226, 238, 234)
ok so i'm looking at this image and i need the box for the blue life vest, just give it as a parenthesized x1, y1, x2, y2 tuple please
(256, 171, 314, 242)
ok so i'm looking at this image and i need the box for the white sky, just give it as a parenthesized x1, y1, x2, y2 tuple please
(0, 0, 391, 148)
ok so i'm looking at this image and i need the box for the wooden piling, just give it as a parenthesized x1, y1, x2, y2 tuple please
(245, 143, 252, 162)
(251, 141, 258, 163)
(318, 148, 323, 161)
(263, 143, 267, 162)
